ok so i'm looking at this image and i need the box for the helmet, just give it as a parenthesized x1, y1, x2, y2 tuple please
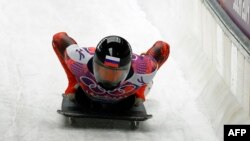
(93, 35, 132, 89)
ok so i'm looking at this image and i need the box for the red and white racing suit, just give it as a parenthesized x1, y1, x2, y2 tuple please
(52, 32, 170, 103)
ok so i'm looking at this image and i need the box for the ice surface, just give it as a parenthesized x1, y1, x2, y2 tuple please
(0, 0, 220, 141)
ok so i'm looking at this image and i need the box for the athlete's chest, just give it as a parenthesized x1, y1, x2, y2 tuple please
(65, 45, 157, 102)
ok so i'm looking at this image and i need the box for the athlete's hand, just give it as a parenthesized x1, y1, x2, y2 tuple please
(134, 97, 144, 106)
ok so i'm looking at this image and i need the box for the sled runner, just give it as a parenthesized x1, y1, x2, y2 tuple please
(57, 94, 152, 129)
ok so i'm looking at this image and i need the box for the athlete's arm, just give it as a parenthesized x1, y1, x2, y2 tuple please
(134, 41, 170, 105)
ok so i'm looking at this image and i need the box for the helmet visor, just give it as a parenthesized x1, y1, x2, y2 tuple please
(93, 58, 130, 89)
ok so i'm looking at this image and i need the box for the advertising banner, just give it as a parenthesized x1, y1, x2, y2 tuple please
(218, 0, 250, 38)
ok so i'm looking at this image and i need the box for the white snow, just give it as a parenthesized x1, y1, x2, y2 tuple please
(0, 0, 221, 141)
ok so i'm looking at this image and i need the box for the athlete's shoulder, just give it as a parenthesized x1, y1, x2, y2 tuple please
(52, 32, 77, 56)
(131, 54, 158, 74)
(66, 45, 95, 64)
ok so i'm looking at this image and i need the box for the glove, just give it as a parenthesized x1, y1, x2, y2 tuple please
(134, 97, 145, 106)
(63, 93, 76, 101)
